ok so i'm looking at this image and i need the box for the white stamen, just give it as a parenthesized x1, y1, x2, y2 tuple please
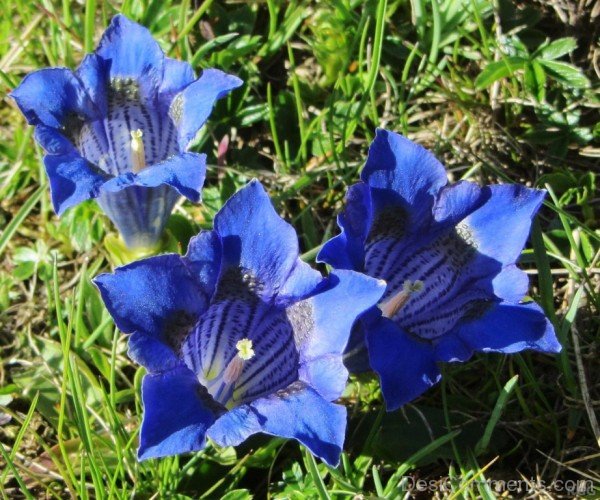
(222, 339, 255, 385)
(130, 129, 146, 173)
(379, 280, 424, 319)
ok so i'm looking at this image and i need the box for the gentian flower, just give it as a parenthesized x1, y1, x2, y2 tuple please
(94, 180, 385, 465)
(10, 15, 242, 249)
(318, 129, 561, 411)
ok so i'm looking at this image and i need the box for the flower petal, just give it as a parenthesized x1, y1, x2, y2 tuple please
(290, 270, 384, 400)
(277, 260, 324, 305)
(10, 68, 95, 128)
(100, 152, 206, 202)
(298, 354, 347, 402)
(361, 129, 447, 225)
(365, 317, 441, 410)
(171, 68, 243, 149)
(361, 220, 501, 340)
(299, 270, 386, 360)
(317, 182, 373, 271)
(43, 153, 108, 215)
(463, 184, 546, 265)
(490, 265, 529, 303)
(444, 301, 562, 360)
(76, 54, 108, 115)
(139, 366, 219, 460)
(159, 57, 195, 105)
(207, 383, 346, 466)
(34, 126, 77, 155)
(94, 254, 211, 370)
(184, 230, 222, 295)
(214, 180, 304, 301)
(127, 331, 180, 373)
(98, 185, 180, 248)
(432, 181, 490, 227)
(95, 15, 164, 100)
(341, 320, 373, 373)
(94, 153, 206, 248)
(231, 305, 299, 406)
(183, 291, 298, 407)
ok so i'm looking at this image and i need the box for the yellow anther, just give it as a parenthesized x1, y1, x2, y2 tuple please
(379, 280, 424, 319)
(130, 129, 146, 173)
(236, 338, 255, 361)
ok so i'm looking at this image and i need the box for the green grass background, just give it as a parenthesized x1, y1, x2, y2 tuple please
(0, 0, 598, 497)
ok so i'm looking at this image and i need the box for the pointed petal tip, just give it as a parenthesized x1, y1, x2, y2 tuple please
(90, 272, 108, 288)
(43, 153, 108, 215)
(329, 269, 388, 302)
(201, 68, 244, 90)
(537, 319, 563, 354)
(218, 178, 271, 217)
(374, 127, 390, 138)
(104, 13, 147, 35)
(316, 447, 343, 468)
(366, 319, 442, 410)
(137, 446, 155, 462)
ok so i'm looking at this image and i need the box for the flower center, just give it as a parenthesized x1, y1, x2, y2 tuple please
(130, 129, 146, 173)
(222, 338, 255, 386)
(379, 280, 424, 319)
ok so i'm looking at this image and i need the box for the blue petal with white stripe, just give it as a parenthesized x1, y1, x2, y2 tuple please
(95, 180, 383, 465)
(11, 15, 242, 248)
(320, 129, 561, 409)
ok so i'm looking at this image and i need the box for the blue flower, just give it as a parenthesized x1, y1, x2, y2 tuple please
(318, 129, 561, 411)
(93, 180, 385, 465)
(10, 15, 242, 249)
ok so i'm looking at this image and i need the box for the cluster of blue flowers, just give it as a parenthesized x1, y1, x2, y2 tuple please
(12, 16, 561, 466)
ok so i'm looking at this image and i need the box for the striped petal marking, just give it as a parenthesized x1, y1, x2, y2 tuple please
(66, 78, 180, 175)
(182, 268, 301, 409)
(365, 220, 493, 341)
(63, 78, 183, 248)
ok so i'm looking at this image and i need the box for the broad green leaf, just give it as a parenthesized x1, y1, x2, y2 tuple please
(475, 56, 527, 89)
(538, 37, 577, 60)
(539, 59, 590, 88)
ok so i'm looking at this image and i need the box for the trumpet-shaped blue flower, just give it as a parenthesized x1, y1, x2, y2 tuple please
(94, 180, 385, 465)
(319, 129, 561, 411)
(11, 15, 242, 248)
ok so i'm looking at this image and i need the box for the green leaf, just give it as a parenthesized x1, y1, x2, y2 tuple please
(475, 56, 527, 89)
(538, 59, 590, 88)
(524, 61, 546, 101)
(220, 490, 253, 500)
(191, 33, 239, 67)
(538, 37, 577, 60)
(475, 375, 519, 455)
(303, 448, 331, 500)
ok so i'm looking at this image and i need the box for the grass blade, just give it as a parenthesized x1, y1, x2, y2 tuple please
(0, 185, 43, 258)
(475, 375, 519, 455)
(303, 448, 331, 500)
